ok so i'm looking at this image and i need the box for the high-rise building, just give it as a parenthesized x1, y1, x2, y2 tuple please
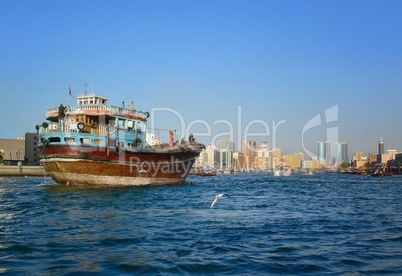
(317, 141, 330, 166)
(232, 152, 247, 172)
(271, 148, 282, 169)
(198, 145, 220, 168)
(212, 140, 235, 170)
(242, 140, 257, 169)
(282, 152, 304, 170)
(336, 142, 348, 165)
(256, 142, 270, 171)
(242, 140, 257, 156)
(376, 138, 393, 163)
(353, 151, 363, 161)
(379, 138, 384, 155)
(24, 132, 39, 164)
(219, 149, 233, 170)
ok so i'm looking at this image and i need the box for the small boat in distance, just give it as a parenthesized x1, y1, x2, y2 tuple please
(194, 166, 217, 176)
(302, 168, 314, 175)
(37, 91, 205, 186)
(371, 164, 392, 177)
(274, 164, 292, 177)
(371, 169, 392, 177)
(196, 170, 217, 176)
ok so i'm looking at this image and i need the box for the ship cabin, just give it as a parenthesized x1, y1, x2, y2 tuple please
(38, 93, 150, 150)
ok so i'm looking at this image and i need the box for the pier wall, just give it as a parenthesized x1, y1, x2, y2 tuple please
(0, 166, 45, 177)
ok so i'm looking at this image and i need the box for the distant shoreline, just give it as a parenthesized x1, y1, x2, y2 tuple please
(0, 166, 45, 177)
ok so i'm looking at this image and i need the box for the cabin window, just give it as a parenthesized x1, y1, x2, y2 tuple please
(64, 137, 76, 144)
(136, 122, 146, 133)
(94, 139, 102, 145)
(118, 120, 125, 129)
(80, 138, 91, 144)
(49, 137, 61, 143)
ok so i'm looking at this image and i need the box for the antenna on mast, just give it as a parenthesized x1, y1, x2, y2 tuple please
(82, 83, 88, 95)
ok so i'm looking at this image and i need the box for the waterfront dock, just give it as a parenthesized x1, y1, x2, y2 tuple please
(0, 166, 45, 177)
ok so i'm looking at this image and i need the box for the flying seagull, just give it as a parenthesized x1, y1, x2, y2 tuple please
(210, 193, 230, 209)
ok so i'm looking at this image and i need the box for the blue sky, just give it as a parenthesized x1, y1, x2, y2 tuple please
(1, 0, 401, 156)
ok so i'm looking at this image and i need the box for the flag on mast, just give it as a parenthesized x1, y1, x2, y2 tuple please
(67, 86, 74, 106)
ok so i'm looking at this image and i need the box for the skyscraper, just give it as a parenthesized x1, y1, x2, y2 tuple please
(317, 141, 330, 166)
(336, 142, 348, 165)
(198, 145, 220, 168)
(256, 142, 270, 171)
(242, 140, 257, 156)
(379, 138, 384, 155)
(242, 140, 257, 169)
(220, 149, 232, 170)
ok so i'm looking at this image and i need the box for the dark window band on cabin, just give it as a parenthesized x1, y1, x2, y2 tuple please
(49, 137, 61, 143)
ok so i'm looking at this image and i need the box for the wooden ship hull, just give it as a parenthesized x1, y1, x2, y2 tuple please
(40, 144, 202, 186)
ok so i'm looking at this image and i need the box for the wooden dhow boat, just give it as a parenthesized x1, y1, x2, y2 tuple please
(37, 91, 205, 186)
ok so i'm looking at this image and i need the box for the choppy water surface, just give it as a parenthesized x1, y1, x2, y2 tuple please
(1, 173, 402, 274)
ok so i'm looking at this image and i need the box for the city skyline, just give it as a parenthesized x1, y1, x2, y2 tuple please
(1, 1, 401, 156)
(196, 137, 400, 172)
(196, 136, 386, 166)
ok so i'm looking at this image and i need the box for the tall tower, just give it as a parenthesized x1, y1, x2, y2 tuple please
(242, 140, 257, 169)
(379, 138, 384, 155)
(336, 142, 348, 165)
(318, 141, 330, 166)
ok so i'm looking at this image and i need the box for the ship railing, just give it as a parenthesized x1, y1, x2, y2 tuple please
(63, 122, 111, 136)
(38, 121, 112, 136)
(109, 105, 148, 121)
(44, 122, 61, 133)
(68, 104, 112, 114)
(91, 125, 110, 136)
(46, 104, 149, 121)
(67, 104, 148, 119)
(45, 105, 112, 118)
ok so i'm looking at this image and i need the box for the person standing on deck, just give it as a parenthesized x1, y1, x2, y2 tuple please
(58, 104, 65, 121)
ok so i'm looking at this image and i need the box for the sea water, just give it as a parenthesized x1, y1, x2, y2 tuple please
(1, 173, 402, 274)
